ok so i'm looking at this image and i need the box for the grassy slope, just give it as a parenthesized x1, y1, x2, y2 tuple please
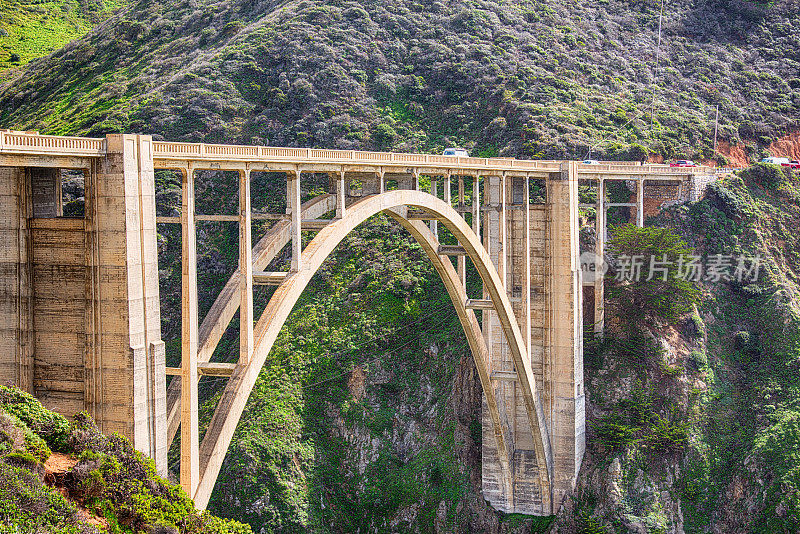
(0, 385, 251, 533)
(0, 0, 798, 160)
(677, 165, 800, 532)
(0, 0, 125, 81)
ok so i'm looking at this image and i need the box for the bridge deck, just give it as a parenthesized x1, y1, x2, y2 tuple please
(0, 129, 712, 178)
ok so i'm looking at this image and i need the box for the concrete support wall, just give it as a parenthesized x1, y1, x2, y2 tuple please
(31, 217, 88, 415)
(0, 138, 166, 473)
(87, 134, 166, 471)
(547, 163, 585, 509)
(480, 166, 584, 514)
(0, 167, 33, 393)
(481, 168, 583, 515)
(31, 168, 62, 218)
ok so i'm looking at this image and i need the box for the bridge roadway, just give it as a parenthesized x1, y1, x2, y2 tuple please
(0, 131, 715, 515)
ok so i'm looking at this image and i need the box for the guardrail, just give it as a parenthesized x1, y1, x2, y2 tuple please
(0, 131, 712, 175)
(0, 130, 105, 157)
(150, 141, 567, 170)
(577, 163, 712, 175)
(151, 141, 711, 174)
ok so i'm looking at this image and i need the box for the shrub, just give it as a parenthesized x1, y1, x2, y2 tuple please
(751, 410, 800, 533)
(591, 414, 638, 451)
(628, 143, 649, 162)
(0, 456, 88, 533)
(63, 425, 253, 533)
(0, 386, 69, 453)
(371, 121, 398, 148)
(690, 350, 708, 369)
(607, 224, 702, 324)
(3, 450, 39, 467)
(741, 163, 792, 191)
(0, 388, 251, 533)
(641, 411, 688, 454)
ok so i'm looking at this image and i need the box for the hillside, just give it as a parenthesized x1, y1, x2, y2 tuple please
(0, 0, 126, 81)
(1, 0, 800, 532)
(0, 0, 798, 160)
(0, 385, 251, 533)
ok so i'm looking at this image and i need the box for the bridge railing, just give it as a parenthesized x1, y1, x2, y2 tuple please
(0, 130, 105, 157)
(151, 141, 588, 171)
(0, 132, 712, 175)
(576, 162, 711, 175)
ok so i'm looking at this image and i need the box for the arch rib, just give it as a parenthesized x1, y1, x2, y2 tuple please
(191, 190, 553, 511)
(165, 194, 336, 446)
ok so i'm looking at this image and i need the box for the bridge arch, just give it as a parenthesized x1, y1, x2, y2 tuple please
(190, 189, 554, 510)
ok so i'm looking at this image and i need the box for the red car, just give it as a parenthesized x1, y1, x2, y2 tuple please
(670, 160, 697, 167)
(781, 160, 800, 170)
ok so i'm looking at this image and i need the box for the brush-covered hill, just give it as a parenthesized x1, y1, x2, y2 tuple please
(0, 385, 251, 533)
(0, 0, 798, 160)
(0, 0, 126, 79)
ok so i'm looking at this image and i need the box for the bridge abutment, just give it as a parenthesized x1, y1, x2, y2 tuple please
(480, 164, 584, 515)
(547, 163, 585, 510)
(0, 134, 167, 474)
(90, 134, 166, 472)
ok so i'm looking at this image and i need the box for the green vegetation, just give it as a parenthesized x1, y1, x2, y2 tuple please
(571, 167, 800, 532)
(0, 0, 126, 78)
(0, 385, 251, 534)
(607, 224, 702, 324)
(673, 168, 800, 533)
(0, 0, 797, 159)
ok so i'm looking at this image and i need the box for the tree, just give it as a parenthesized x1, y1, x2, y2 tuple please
(607, 224, 701, 325)
(628, 143, 649, 163)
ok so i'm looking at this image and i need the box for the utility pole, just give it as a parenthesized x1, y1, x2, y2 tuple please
(650, 0, 665, 127)
(713, 104, 719, 156)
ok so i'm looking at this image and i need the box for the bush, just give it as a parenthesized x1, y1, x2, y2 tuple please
(0, 388, 252, 534)
(0, 461, 90, 534)
(751, 410, 800, 533)
(607, 224, 702, 324)
(741, 163, 792, 191)
(0, 386, 70, 453)
(690, 350, 708, 369)
(591, 415, 638, 451)
(642, 411, 688, 454)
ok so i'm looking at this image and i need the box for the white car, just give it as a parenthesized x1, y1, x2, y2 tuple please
(443, 147, 469, 157)
(762, 156, 791, 165)
(582, 159, 599, 165)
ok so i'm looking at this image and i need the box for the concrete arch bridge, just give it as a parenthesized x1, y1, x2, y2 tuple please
(0, 131, 715, 515)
